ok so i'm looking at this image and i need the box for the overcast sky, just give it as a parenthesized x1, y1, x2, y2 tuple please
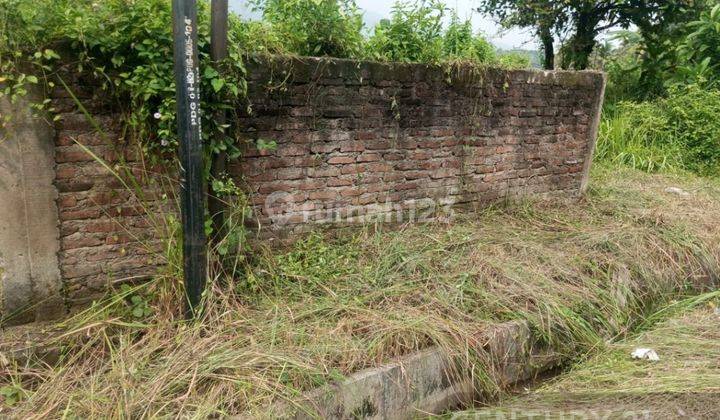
(229, 0, 537, 50)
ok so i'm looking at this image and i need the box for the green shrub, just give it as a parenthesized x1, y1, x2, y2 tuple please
(604, 56, 643, 104)
(0, 0, 297, 158)
(365, 0, 517, 68)
(596, 104, 683, 173)
(228, 18, 288, 56)
(598, 85, 720, 175)
(660, 85, 720, 174)
(365, 0, 446, 63)
(496, 52, 532, 69)
(602, 32, 645, 103)
(600, 4, 720, 102)
(442, 11, 496, 63)
(1, 0, 532, 149)
(250, 0, 364, 58)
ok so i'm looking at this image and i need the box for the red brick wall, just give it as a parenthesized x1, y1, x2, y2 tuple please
(233, 57, 604, 230)
(52, 81, 166, 305)
(51, 56, 605, 304)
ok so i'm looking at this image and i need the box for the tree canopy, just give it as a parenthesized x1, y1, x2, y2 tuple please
(477, 0, 706, 70)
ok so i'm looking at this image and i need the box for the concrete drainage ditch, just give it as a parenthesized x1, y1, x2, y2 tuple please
(250, 264, 718, 419)
(257, 320, 560, 419)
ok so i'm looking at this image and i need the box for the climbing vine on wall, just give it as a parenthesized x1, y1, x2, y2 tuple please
(0, 0, 252, 166)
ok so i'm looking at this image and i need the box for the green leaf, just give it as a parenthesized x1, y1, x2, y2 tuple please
(203, 67, 219, 79)
(44, 49, 60, 60)
(0, 386, 21, 406)
(211, 78, 224, 93)
(229, 149, 242, 159)
(257, 138, 278, 151)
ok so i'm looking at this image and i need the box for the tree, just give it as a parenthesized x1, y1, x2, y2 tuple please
(477, 0, 701, 70)
(630, 1, 709, 95)
(674, 3, 720, 88)
(477, 0, 563, 70)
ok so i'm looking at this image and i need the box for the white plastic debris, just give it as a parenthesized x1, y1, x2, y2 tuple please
(631, 348, 660, 361)
(664, 187, 691, 198)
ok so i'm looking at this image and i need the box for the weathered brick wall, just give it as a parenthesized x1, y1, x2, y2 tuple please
(51, 56, 605, 304)
(232, 56, 604, 230)
(52, 78, 165, 305)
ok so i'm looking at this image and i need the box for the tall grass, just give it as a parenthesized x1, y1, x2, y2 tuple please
(595, 106, 684, 173)
(597, 85, 720, 176)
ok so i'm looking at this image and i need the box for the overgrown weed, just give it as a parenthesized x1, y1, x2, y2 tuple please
(2, 165, 720, 417)
(597, 86, 720, 175)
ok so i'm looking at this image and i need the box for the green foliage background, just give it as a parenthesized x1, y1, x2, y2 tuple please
(0, 0, 531, 158)
(250, 0, 365, 58)
(597, 3, 720, 176)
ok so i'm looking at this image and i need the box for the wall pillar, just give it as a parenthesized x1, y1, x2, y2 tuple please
(0, 89, 65, 325)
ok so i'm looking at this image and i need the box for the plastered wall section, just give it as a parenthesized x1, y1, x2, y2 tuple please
(0, 90, 64, 325)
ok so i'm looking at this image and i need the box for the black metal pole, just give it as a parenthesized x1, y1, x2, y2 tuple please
(210, 0, 229, 61)
(208, 0, 229, 240)
(172, 0, 207, 318)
